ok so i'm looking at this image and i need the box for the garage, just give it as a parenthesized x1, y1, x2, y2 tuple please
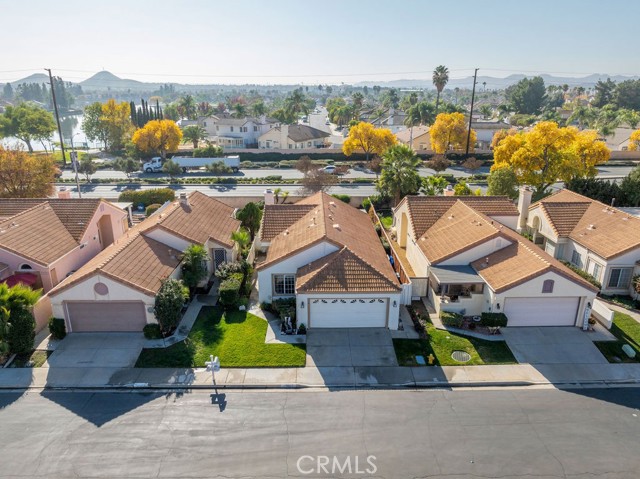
(308, 298, 388, 328)
(66, 301, 147, 332)
(504, 297, 580, 327)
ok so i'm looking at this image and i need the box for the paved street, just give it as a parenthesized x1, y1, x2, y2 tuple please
(0, 388, 638, 478)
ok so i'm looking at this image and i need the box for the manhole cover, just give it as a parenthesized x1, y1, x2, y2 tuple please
(451, 350, 471, 362)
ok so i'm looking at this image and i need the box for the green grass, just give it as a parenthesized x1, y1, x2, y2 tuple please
(594, 312, 640, 363)
(9, 350, 52, 368)
(393, 323, 516, 366)
(136, 306, 306, 368)
(379, 215, 393, 230)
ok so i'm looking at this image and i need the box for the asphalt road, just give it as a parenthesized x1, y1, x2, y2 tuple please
(1, 388, 639, 478)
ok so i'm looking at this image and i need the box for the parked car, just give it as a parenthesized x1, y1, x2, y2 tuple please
(325, 119, 330, 125)
(320, 165, 336, 174)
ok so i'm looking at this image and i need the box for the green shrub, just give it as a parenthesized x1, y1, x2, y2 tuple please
(48, 317, 66, 340)
(118, 188, 175, 207)
(145, 203, 162, 216)
(273, 297, 296, 320)
(205, 161, 232, 175)
(263, 175, 283, 181)
(362, 198, 371, 210)
(440, 311, 464, 328)
(218, 277, 242, 308)
(8, 309, 36, 355)
(331, 194, 351, 204)
(380, 237, 390, 254)
(560, 261, 602, 289)
(215, 261, 245, 280)
(143, 323, 163, 339)
(480, 312, 508, 327)
(154, 279, 189, 333)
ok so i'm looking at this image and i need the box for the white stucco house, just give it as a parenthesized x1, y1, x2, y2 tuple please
(524, 188, 640, 297)
(199, 114, 279, 148)
(256, 192, 403, 329)
(48, 192, 241, 332)
(391, 194, 599, 327)
(0, 198, 129, 293)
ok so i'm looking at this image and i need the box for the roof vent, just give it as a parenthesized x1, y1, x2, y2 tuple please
(179, 192, 189, 206)
(587, 224, 596, 230)
(448, 215, 455, 220)
(485, 257, 489, 264)
(329, 201, 336, 206)
(284, 229, 289, 235)
(332, 223, 340, 229)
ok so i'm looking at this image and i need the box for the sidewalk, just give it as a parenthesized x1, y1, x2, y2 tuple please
(2, 362, 640, 390)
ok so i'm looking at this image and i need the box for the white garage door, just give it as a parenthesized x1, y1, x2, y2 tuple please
(66, 301, 147, 332)
(309, 298, 388, 328)
(504, 297, 579, 327)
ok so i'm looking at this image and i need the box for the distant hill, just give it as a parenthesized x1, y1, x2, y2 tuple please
(354, 74, 640, 90)
(9, 73, 50, 86)
(79, 70, 162, 92)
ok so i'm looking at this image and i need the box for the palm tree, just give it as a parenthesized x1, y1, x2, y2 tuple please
(432, 65, 449, 115)
(181, 125, 207, 149)
(251, 101, 267, 117)
(404, 106, 423, 148)
(178, 95, 197, 120)
(377, 144, 422, 206)
(232, 103, 247, 118)
(231, 229, 251, 256)
(351, 92, 364, 119)
(285, 88, 310, 119)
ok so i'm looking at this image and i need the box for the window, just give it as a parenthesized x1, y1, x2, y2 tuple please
(592, 263, 602, 281)
(216, 125, 219, 131)
(18, 263, 32, 270)
(607, 268, 632, 289)
(273, 274, 295, 295)
(307, 141, 312, 147)
(230, 126, 234, 132)
(542, 279, 554, 293)
(571, 250, 582, 268)
(254, 126, 258, 132)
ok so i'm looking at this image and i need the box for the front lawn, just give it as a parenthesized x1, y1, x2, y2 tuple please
(394, 324, 516, 366)
(8, 350, 52, 368)
(594, 312, 640, 363)
(136, 306, 306, 368)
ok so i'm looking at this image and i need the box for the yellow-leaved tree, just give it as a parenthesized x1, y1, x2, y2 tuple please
(0, 147, 56, 198)
(629, 129, 640, 151)
(490, 128, 518, 149)
(430, 112, 476, 153)
(101, 99, 134, 151)
(132, 120, 183, 159)
(492, 121, 610, 197)
(342, 122, 396, 161)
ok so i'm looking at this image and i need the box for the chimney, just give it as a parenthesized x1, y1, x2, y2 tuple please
(444, 184, 455, 197)
(179, 192, 189, 206)
(264, 189, 275, 206)
(611, 197, 616, 207)
(516, 186, 533, 232)
(57, 187, 71, 199)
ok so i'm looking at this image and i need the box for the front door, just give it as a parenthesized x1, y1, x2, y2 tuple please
(213, 249, 227, 269)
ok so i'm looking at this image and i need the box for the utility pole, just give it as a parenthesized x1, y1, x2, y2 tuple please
(45, 68, 67, 167)
(466, 68, 479, 156)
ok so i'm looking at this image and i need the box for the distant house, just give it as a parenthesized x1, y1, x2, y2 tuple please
(471, 120, 510, 149)
(48, 192, 241, 332)
(524, 188, 640, 297)
(258, 125, 330, 149)
(604, 127, 634, 151)
(395, 126, 431, 150)
(361, 108, 407, 134)
(0, 198, 129, 293)
(199, 114, 280, 148)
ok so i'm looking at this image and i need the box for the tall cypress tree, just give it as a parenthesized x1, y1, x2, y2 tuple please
(130, 101, 137, 127)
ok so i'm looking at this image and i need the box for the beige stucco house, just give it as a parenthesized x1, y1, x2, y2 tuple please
(48, 192, 241, 332)
(258, 125, 330, 150)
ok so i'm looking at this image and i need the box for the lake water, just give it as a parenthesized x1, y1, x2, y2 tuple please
(1, 113, 98, 151)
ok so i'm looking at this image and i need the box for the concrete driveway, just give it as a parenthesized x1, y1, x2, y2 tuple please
(46, 333, 145, 368)
(305, 328, 398, 367)
(501, 327, 608, 364)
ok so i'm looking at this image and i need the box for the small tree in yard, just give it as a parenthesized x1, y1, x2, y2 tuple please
(7, 309, 35, 355)
(462, 157, 484, 174)
(300, 169, 337, 194)
(236, 202, 262, 240)
(454, 181, 472, 196)
(231, 229, 251, 257)
(78, 157, 97, 182)
(181, 244, 208, 292)
(154, 279, 189, 334)
(295, 155, 314, 175)
(1, 283, 40, 355)
(162, 159, 182, 179)
(424, 154, 452, 173)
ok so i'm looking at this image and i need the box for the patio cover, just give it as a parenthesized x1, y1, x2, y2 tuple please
(429, 265, 483, 284)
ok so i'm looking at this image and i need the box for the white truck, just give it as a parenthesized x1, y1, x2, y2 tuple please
(142, 155, 241, 173)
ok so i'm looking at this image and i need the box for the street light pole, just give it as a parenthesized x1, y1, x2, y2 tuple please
(466, 68, 479, 156)
(70, 134, 82, 199)
(45, 68, 67, 167)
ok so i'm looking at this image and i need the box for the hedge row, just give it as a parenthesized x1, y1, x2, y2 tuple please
(480, 312, 508, 327)
(118, 188, 175, 207)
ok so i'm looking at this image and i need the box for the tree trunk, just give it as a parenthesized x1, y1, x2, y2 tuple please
(24, 139, 33, 153)
(435, 91, 441, 116)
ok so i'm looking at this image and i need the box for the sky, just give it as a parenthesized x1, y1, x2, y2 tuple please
(1, 0, 639, 85)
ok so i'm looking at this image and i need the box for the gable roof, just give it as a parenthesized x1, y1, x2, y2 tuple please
(0, 204, 79, 266)
(152, 191, 240, 248)
(286, 125, 330, 142)
(418, 201, 504, 264)
(396, 126, 430, 143)
(260, 204, 316, 242)
(296, 247, 400, 293)
(49, 217, 182, 297)
(258, 192, 399, 291)
(530, 189, 640, 259)
(398, 195, 519, 238)
(0, 198, 105, 241)
(471, 227, 599, 294)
